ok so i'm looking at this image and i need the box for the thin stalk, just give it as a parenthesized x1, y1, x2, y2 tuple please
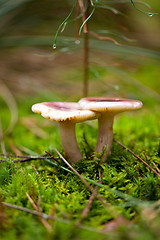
(83, 0, 90, 97)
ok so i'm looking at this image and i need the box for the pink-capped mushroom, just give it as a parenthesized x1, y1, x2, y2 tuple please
(79, 97, 143, 160)
(32, 102, 100, 162)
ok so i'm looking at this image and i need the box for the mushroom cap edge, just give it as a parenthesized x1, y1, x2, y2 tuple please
(32, 102, 100, 123)
(78, 97, 143, 113)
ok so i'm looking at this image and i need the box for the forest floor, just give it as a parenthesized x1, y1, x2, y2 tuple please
(0, 46, 160, 240)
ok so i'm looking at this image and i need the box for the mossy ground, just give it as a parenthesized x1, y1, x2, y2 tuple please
(0, 54, 160, 240)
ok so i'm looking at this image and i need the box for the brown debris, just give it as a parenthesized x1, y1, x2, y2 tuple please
(103, 216, 131, 232)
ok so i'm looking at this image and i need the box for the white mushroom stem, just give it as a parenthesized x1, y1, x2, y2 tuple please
(96, 113, 114, 160)
(59, 121, 82, 162)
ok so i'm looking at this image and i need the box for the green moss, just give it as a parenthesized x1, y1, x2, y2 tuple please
(0, 57, 160, 240)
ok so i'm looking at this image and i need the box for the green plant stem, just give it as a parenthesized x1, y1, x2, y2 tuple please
(75, 0, 80, 43)
(79, 0, 98, 35)
(130, 0, 158, 16)
(53, 0, 77, 48)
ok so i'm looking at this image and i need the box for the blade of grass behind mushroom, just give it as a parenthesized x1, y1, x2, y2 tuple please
(0, 80, 18, 141)
(17, 145, 41, 156)
(0, 118, 7, 158)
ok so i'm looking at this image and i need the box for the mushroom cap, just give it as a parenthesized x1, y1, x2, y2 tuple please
(78, 97, 143, 113)
(32, 102, 100, 123)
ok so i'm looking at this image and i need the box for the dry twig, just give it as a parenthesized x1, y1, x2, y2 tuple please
(26, 192, 52, 232)
(1, 201, 111, 235)
(152, 162, 160, 174)
(76, 171, 104, 226)
(1, 201, 69, 224)
(0, 154, 55, 163)
(90, 31, 121, 46)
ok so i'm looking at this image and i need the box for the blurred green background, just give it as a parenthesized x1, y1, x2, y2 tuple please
(0, 0, 159, 101)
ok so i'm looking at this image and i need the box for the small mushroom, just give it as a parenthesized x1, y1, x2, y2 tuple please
(79, 97, 143, 159)
(32, 102, 100, 162)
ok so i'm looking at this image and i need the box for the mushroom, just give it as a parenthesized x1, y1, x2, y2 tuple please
(32, 102, 100, 162)
(78, 97, 143, 160)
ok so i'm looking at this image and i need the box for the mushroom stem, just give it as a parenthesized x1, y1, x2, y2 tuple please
(96, 114, 114, 160)
(59, 121, 82, 162)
